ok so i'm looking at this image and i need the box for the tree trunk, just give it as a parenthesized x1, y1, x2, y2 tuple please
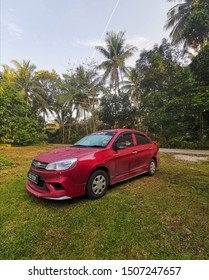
(84, 109, 89, 134)
(67, 119, 72, 144)
(199, 108, 204, 148)
(62, 123, 65, 144)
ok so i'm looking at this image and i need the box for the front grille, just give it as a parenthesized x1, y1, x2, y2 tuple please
(32, 160, 48, 170)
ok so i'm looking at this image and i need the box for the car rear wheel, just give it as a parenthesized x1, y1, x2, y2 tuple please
(148, 159, 156, 176)
(86, 170, 108, 199)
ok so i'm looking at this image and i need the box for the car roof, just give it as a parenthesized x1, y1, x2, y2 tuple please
(98, 129, 146, 135)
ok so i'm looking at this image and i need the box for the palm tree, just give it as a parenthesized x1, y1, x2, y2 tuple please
(165, 0, 209, 49)
(1, 65, 16, 86)
(3, 60, 53, 121)
(74, 64, 106, 131)
(121, 67, 143, 107)
(96, 31, 137, 94)
(10, 59, 36, 104)
(33, 70, 60, 124)
(165, 0, 193, 44)
(53, 91, 74, 144)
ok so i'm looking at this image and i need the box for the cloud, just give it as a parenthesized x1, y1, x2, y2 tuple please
(76, 39, 103, 48)
(76, 35, 154, 66)
(126, 35, 154, 52)
(125, 36, 154, 66)
(7, 23, 23, 39)
(77, 35, 153, 51)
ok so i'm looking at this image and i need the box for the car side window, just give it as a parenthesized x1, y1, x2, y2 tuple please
(114, 133, 134, 148)
(135, 133, 151, 145)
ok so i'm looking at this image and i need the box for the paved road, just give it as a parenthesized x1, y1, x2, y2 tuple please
(160, 148, 209, 155)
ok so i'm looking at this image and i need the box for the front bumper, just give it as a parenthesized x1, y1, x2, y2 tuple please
(26, 179, 72, 199)
(26, 167, 86, 199)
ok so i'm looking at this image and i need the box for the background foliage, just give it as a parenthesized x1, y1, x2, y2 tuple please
(0, 84, 46, 145)
(0, 0, 208, 148)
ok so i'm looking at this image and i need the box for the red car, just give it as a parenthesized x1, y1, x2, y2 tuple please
(26, 129, 159, 200)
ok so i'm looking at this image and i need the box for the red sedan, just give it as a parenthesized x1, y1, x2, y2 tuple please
(26, 129, 159, 200)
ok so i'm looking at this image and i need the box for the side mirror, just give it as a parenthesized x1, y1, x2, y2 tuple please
(113, 142, 126, 150)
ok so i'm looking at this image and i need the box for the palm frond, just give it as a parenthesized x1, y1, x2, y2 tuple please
(95, 46, 110, 59)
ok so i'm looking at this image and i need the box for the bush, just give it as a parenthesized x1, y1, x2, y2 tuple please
(0, 84, 47, 146)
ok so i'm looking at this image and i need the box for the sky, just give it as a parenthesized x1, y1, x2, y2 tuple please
(1, 0, 174, 75)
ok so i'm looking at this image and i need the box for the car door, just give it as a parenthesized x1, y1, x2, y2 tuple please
(134, 133, 153, 170)
(111, 132, 138, 180)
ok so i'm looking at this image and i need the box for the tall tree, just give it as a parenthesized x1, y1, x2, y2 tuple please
(136, 40, 198, 147)
(96, 31, 137, 94)
(9, 59, 36, 104)
(99, 92, 137, 129)
(1, 65, 16, 87)
(53, 90, 74, 144)
(165, 0, 193, 45)
(1, 60, 55, 122)
(183, 0, 209, 49)
(121, 67, 143, 107)
(33, 70, 60, 124)
(73, 64, 106, 132)
(190, 43, 209, 146)
(0, 83, 46, 145)
(165, 0, 209, 50)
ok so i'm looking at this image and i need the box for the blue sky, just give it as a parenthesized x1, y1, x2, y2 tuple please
(1, 0, 173, 74)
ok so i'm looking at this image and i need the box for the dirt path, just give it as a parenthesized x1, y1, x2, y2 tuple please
(160, 148, 209, 162)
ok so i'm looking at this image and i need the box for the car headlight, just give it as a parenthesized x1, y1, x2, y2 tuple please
(46, 158, 77, 171)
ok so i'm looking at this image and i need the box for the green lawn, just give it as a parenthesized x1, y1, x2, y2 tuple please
(0, 146, 209, 260)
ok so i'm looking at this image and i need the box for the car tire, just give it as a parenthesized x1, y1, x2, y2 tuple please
(148, 159, 156, 176)
(86, 170, 108, 199)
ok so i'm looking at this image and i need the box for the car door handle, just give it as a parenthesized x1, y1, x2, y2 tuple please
(149, 147, 153, 150)
(132, 151, 138, 154)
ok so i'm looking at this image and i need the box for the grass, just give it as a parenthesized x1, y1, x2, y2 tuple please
(0, 156, 13, 168)
(0, 146, 209, 260)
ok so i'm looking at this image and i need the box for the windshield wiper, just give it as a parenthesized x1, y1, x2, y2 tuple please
(88, 145, 104, 148)
(73, 144, 87, 147)
(73, 144, 104, 148)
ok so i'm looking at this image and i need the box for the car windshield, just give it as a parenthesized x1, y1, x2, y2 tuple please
(73, 132, 116, 148)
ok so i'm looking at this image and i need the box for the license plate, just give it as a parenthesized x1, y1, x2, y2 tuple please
(28, 172, 38, 184)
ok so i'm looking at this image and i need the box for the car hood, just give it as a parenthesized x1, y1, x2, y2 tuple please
(35, 147, 98, 163)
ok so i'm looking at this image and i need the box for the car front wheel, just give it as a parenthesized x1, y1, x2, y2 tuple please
(148, 159, 156, 176)
(86, 170, 108, 199)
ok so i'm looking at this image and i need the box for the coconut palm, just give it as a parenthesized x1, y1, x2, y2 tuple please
(3, 60, 53, 121)
(74, 64, 106, 131)
(96, 31, 137, 94)
(121, 67, 143, 107)
(165, 0, 193, 45)
(165, 0, 209, 49)
(10, 59, 36, 104)
(53, 92, 74, 144)
(33, 70, 60, 123)
(1, 65, 16, 86)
